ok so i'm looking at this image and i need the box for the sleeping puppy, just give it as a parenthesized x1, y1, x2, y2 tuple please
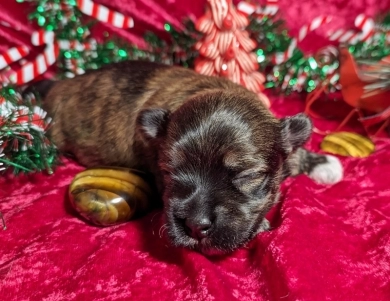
(34, 60, 343, 254)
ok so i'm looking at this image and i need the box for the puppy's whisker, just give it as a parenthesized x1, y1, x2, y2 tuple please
(159, 224, 168, 238)
(150, 212, 162, 224)
(161, 226, 168, 237)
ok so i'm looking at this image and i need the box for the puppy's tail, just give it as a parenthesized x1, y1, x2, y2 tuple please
(22, 79, 55, 101)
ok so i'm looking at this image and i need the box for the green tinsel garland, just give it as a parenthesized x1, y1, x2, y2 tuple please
(0, 86, 58, 174)
(18, 0, 200, 78)
(16, 0, 390, 93)
(248, 12, 390, 94)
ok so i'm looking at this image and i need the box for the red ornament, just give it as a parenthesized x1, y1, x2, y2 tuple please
(222, 14, 233, 30)
(224, 46, 236, 60)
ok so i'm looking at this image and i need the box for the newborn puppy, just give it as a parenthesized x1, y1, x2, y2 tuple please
(34, 60, 343, 254)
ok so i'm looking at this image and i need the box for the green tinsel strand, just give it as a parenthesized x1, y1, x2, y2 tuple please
(248, 15, 292, 67)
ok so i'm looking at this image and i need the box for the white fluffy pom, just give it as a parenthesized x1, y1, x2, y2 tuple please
(309, 155, 343, 185)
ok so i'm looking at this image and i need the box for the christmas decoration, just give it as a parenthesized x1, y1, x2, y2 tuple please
(194, 0, 270, 108)
(12, 30, 60, 85)
(328, 15, 375, 44)
(0, 85, 58, 174)
(76, 0, 134, 28)
(305, 48, 390, 137)
(6, 0, 134, 84)
(239, 1, 390, 94)
(239, 1, 336, 93)
(0, 46, 30, 70)
(237, 0, 279, 18)
(1, 0, 201, 84)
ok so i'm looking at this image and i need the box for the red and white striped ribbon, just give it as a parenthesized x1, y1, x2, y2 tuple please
(0, 46, 29, 70)
(77, 0, 134, 28)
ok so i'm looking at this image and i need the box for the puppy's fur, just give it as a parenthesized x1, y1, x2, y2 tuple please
(35, 60, 343, 254)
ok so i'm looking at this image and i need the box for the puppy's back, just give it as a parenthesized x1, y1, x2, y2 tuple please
(42, 60, 258, 168)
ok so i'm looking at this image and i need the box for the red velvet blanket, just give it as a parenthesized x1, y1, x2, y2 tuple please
(1, 1, 390, 300)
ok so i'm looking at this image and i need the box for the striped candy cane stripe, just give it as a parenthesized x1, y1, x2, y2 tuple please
(328, 14, 374, 44)
(30, 106, 49, 132)
(11, 43, 59, 85)
(298, 16, 332, 42)
(77, 0, 134, 28)
(271, 39, 296, 64)
(195, 60, 214, 76)
(256, 0, 278, 16)
(237, 0, 279, 17)
(355, 14, 375, 42)
(0, 46, 29, 70)
(271, 16, 332, 64)
(31, 30, 55, 46)
(208, 0, 229, 29)
(10, 29, 97, 85)
(10, 30, 57, 85)
(237, 2, 256, 16)
(58, 39, 97, 51)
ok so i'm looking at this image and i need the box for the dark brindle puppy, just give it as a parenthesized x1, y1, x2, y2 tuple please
(34, 60, 343, 254)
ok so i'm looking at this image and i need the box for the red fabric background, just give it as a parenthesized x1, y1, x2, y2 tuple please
(1, 1, 390, 300)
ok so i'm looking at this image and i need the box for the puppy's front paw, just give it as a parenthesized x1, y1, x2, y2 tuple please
(309, 155, 343, 185)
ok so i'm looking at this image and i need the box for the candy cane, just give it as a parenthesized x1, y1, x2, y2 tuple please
(0, 46, 29, 70)
(271, 15, 332, 64)
(10, 30, 59, 85)
(76, 0, 134, 28)
(10, 28, 98, 85)
(328, 14, 374, 44)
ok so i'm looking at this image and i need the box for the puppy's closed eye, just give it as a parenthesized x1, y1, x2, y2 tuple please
(170, 179, 196, 200)
(233, 167, 270, 197)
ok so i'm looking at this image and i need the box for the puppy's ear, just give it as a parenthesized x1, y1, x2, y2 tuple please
(137, 108, 170, 140)
(280, 113, 312, 152)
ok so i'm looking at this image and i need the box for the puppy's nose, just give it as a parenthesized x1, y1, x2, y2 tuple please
(184, 218, 212, 240)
